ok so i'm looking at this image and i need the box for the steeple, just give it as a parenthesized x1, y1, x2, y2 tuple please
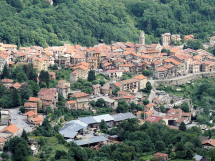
(139, 31, 145, 45)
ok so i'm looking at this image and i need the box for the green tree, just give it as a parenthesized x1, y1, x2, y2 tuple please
(209, 148, 215, 161)
(14, 142, 28, 161)
(87, 70, 96, 82)
(96, 98, 105, 107)
(170, 100, 174, 104)
(142, 70, 153, 77)
(39, 70, 50, 87)
(143, 99, 149, 105)
(21, 129, 28, 141)
(0, 152, 9, 161)
(179, 122, 186, 132)
(99, 119, 108, 133)
(92, 80, 99, 85)
(15, 58, 21, 64)
(160, 105, 166, 113)
(155, 141, 166, 151)
(181, 102, 190, 112)
(52, 64, 58, 70)
(71, 97, 77, 100)
(1, 64, 10, 79)
(113, 87, 120, 96)
(11, 89, 21, 107)
(99, 80, 105, 86)
(146, 82, 152, 92)
(40, 82, 47, 88)
(19, 106, 25, 113)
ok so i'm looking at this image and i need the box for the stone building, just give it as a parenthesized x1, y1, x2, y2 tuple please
(139, 31, 145, 46)
(161, 33, 171, 46)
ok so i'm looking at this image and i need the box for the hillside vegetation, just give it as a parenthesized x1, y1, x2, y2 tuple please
(0, 0, 215, 47)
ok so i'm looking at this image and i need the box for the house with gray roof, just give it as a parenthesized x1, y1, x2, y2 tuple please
(68, 136, 108, 146)
(111, 112, 136, 125)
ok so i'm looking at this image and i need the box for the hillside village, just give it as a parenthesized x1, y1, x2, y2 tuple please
(1, 31, 215, 158)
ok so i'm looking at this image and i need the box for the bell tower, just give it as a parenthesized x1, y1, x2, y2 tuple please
(139, 31, 145, 45)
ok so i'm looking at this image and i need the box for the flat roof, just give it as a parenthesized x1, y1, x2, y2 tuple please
(79, 116, 97, 124)
(59, 131, 77, 139)
(93, 114, 114, 123)
(111, 112, 136, 122)
(70, 136, 108, 146)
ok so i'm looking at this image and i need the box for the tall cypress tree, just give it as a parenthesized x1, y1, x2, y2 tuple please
(12, 89, 21, 107)
(1, 64, 10, 79)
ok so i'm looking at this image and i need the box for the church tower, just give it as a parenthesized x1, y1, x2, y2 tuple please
(139, 31, 145, 45)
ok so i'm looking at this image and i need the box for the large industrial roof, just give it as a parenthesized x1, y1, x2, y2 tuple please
(111, 112, 136, 122)
(70, 136, 108, 146)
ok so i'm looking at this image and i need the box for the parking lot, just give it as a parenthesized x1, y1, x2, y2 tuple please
(6, 107, 33, 136)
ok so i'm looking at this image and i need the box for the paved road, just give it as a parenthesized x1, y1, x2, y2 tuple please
(6, 108, 33, 136)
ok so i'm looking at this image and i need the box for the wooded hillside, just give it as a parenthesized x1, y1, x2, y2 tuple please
(0, 0, 215, 47)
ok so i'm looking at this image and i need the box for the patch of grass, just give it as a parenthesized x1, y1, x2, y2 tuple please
(139, 155, 154, 160)
(171, 159, 193, 161)
(27, 156, 39, 161)
(34, 136, 69, 161)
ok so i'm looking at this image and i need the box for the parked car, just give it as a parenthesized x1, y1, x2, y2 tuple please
(30, 125, 35, 127)
(26, 121, 29, 124)
(14, 118, 16, 120)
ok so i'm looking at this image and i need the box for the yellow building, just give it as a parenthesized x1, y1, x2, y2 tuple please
(133, 75, 147, 90)
(88, 57, 98, 70)
(33, 58, 48, 71)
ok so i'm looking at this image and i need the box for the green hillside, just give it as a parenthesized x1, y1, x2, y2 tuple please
(0, 0, 215, 48)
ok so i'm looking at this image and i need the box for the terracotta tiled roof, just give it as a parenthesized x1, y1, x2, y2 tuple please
(24, 102, 37, 108)
(117, 91, 130, 95)
(11, 83, 22, 89)
(0, 137, 5, 143)
(24, 111, 37, 117)
(71, 92, 89, 98)
(2, 124, 19, 134)
(202, 139, 215, 146)
(67, 100, 77, 104)
(1, 79, 13, 83)
(167, 108, 182, 114)
(114, 82, 122, 87)
(29, 97, 40, 102)
(156, 67, 167, 72)
(154, 152, 168, 157)
(137, 111, 143, 115)
(182, 112, 191, 117)
(134, 75, 147, 80)
(146, 103, 154, 108)
(120, 78, 138, 84)
(145, 110, 153, 115)
(74, 65, 88, 71)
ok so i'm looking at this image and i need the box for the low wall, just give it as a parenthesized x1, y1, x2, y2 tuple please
(154, 72, 215, 87)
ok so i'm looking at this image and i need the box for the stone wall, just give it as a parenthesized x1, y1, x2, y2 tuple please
(154, 71, 215, 87)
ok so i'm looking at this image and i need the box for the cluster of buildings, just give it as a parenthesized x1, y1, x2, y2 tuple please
(0, 31, 214, 82)
(58, 112, 136, 143)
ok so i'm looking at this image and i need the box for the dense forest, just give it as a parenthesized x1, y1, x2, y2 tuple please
(0, 0, 215, 47)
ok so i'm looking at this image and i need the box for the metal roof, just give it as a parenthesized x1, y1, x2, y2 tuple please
(79, 116, 97, 124)
(70, 136, 108, 146)
(194, 155, 203, 161)
(93, 114, 114, 123)
(65, 120, 88, 127)
(59, 123, 86, 133)
(111, 112, 136, 122)
(59, 131, 77, 139)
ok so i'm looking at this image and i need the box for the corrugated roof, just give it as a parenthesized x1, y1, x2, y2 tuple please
(71, 136, 108, 146)
(111, 112, 136, 122)
(93, 114, 113, 123)
(59, 131, 77, 139)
